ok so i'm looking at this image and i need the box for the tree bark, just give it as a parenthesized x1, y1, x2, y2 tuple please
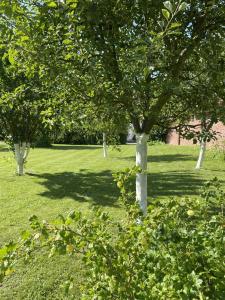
(195, 140, 206, 170)
(23, 142, 30, 162)
(136, 133, 149, 214)
(14, 142, 30, 175)
(103, 132, 108, 158)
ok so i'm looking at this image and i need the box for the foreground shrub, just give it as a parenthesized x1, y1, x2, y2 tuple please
(0, 174, 224, 299)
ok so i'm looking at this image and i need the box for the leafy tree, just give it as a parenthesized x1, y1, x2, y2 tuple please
(0, 51, 49, 175)
(51, 0, 224, 212)
(0, 2, 61, 175)
(2, 0, 224, 210)
(83, 103, 129, 157)
(176, 41, 225, 169)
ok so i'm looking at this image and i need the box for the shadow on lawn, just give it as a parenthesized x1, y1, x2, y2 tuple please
(149, 171, 206, 198)
(0, 144, 101, 152)
(0, 146, 9, 152)
(50, 145, 101, 151)
(27, 168, 209, 206)
(27, 170, 119, 207)
(121, 154, 195, 163)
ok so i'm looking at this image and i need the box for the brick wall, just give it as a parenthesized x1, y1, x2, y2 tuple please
(166, 121, 225, 146)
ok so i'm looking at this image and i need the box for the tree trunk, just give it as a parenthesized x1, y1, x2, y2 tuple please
(103, 132, 108, 158)
(17, 160, 24, 176)
(14, 142, 30, 175)
(136, 133, 149, 214)
(195, 140, 206, 170)
(23, 142, 30, 162)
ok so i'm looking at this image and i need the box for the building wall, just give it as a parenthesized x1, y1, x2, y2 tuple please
(166, 121, 225, 146)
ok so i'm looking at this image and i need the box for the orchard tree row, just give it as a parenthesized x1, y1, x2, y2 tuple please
(0, 0, 224, 213)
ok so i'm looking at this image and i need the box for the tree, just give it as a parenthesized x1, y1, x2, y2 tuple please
(2, 0, 224, 211)
(82, 103, 129, 157)
(54, 0, 224, 212)
(0, 51, 50, 175)
(175, 39, 225, 170)
(0, 4, 56, 175)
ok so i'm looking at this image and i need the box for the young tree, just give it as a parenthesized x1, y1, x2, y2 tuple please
(83, 104, 129, 157)
(176, 41, 225, 170)
(0, 59, 49, 175)
(0, 7, 54, 175)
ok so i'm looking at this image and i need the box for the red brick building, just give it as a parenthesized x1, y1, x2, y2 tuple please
(166, 120, 225, 146)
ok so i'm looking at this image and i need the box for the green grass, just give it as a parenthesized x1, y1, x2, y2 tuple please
(0, 143, 225, 299)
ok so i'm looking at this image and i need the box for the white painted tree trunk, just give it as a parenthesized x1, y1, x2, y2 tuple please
(103, 132, 108, 158)
(195, 140, 206, 170)
(23, 143, 30, 162)
(136, 133, 149, 214)
(14, 142, 30, 175)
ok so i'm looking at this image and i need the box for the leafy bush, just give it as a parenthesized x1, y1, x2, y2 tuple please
(148, 125, 168, 143)
(35, 132, 53, 147)
(0, 173, 225, 299)
(53, 129, 127, 145)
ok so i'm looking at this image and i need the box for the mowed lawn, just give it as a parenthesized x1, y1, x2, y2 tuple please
(0, 143, 225, 299)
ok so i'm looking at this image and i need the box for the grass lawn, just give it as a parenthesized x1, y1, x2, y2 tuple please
(0, 143, 225, 299)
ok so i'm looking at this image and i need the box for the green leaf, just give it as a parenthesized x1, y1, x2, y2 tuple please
(143, 67, 150, 78)
(5, 268, 15, 276)
(3, 5, 12, 17)
(149, 30, 157, 36)
(71, 4, 78, 9)
(8, 48, 16, 65)
(29, 215, 40, 229)
(163, 1, 173, 13)
(0, 247, 7, 259)
(20, 35, 29, 42)
(5, 242, 17, 253)
(63, 39, 73, 45)
(162, 9, 170, 20)
(65, 53, 73, 60)
(69, 2, 78, 9)
(167, 30, 182, 36)
(47, 1, 57, 8)
(170, 22, 181, 29)
(87, 90, 94, 97)
(21, 230, 31, 240)
(178, 2, 188, 11)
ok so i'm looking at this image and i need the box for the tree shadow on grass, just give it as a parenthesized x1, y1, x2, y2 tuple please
(149, 171, 207, 198)
(27, 170, 119, 207)
(50, 145, 102, 151)
(120, 154, 195, 163)
(0, 146, 9, 152)
(27, 168, 214, 206)
(0, 144, 101, 152)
